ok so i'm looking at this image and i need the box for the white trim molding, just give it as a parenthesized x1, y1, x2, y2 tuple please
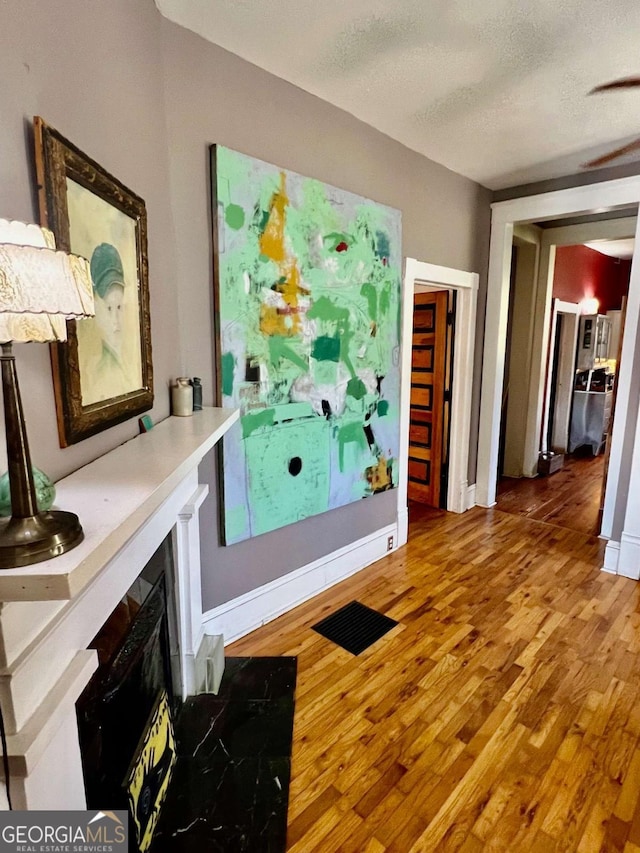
(397, 506, 409, 549)
(174, 483, 209, 696)
(466, 483, 477, 511)
(476, 175, 640, 570)
(398, 258, 479, 542)
(618, 534, 640, 580)
(603, 539, 621, 575)
(616, 404, 640, 579)
(541, 299, 579, 456)
(203, 523, 397, 645)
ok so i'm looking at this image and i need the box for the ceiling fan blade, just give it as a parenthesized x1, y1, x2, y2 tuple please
(589, 76, 640, 94)
(582, 136, 640, 168)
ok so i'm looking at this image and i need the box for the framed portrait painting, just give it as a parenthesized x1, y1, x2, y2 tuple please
(34, 117, 153, 446)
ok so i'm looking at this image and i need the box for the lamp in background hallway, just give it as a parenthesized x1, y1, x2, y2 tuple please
(0, 219, 94, 567)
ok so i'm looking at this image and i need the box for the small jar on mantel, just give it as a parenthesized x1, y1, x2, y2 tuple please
(191, 377, 203, 411)
(171, 377, 193, 417)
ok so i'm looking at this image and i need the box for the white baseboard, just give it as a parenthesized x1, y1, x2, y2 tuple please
(202, 522, 398, 645)
(397, 507, 408, 547)
(618, 533, 640, 580)
(602, 539, 620, 574)
(466, 483, 476, 511)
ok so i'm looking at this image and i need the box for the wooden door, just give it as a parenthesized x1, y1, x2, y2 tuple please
(408, 291, 449, 506)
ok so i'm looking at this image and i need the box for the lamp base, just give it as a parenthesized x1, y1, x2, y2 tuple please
(0, 510, 84, 568)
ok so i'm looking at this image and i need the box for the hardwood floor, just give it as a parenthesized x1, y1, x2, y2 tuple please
(226, 505, 640, 852)
(497, 452, 605, 536)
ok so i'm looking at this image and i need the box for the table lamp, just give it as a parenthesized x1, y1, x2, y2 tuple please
(0, 219, 94, 568)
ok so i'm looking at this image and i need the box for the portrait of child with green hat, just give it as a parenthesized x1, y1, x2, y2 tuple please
(90, 242, 126, 366)
(65, 177, 145, 408)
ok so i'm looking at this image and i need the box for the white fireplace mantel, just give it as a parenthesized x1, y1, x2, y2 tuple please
(0, 408, 237, 602)
(0, 407, 238, 810)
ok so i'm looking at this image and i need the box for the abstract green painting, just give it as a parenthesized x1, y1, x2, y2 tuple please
(212, 146, 402, 544)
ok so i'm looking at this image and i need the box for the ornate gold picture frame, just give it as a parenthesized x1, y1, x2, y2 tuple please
(34, 117, 153, 446)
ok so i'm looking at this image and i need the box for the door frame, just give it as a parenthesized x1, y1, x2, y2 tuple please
(542, 299, 579, 454)
(476, 176, 640, 554)
(398, 259, 479, 546)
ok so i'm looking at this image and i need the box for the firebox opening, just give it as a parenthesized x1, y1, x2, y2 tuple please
(76, 534, 180, 834)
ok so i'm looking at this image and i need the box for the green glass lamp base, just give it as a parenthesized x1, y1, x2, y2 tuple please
(0, 510, 84, 568)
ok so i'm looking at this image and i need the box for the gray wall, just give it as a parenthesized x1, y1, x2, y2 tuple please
(0, 0, 491, 612)
(159, 20, 491, 608)
(0, 0, 180, 481)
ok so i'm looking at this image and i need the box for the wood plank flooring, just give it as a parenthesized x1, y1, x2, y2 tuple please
(497, 452, 605, 536)
(227, 505, 640, 852)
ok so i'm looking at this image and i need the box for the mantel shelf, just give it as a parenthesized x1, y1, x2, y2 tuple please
(0, 407, 238, 602)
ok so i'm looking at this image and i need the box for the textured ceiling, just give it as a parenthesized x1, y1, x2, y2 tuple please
(156, 0, 640, 190)
(584, 238, 635, 260)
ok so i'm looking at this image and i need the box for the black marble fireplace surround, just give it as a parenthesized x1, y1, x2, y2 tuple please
(76, 564, 175, 818)
(152, 656, 297, 853)
(75, 531, 297, 853)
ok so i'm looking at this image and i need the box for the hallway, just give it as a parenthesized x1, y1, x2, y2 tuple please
(497, 453, 606, 536)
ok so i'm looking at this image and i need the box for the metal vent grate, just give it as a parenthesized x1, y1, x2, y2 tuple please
(311, 600, 398, 655)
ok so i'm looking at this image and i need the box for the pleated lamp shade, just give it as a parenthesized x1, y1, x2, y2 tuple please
(0, 219, 94, 341)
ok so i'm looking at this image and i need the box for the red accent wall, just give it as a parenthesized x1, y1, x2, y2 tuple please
(552, 244, 631, 313)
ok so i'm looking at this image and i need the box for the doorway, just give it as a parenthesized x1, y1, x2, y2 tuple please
(397, 259, 479, 547)
(497, 231, 632, 537)
(477, 177, 640, 577)
(408, 289, 454, 508)
(543, 300, 580, 455)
